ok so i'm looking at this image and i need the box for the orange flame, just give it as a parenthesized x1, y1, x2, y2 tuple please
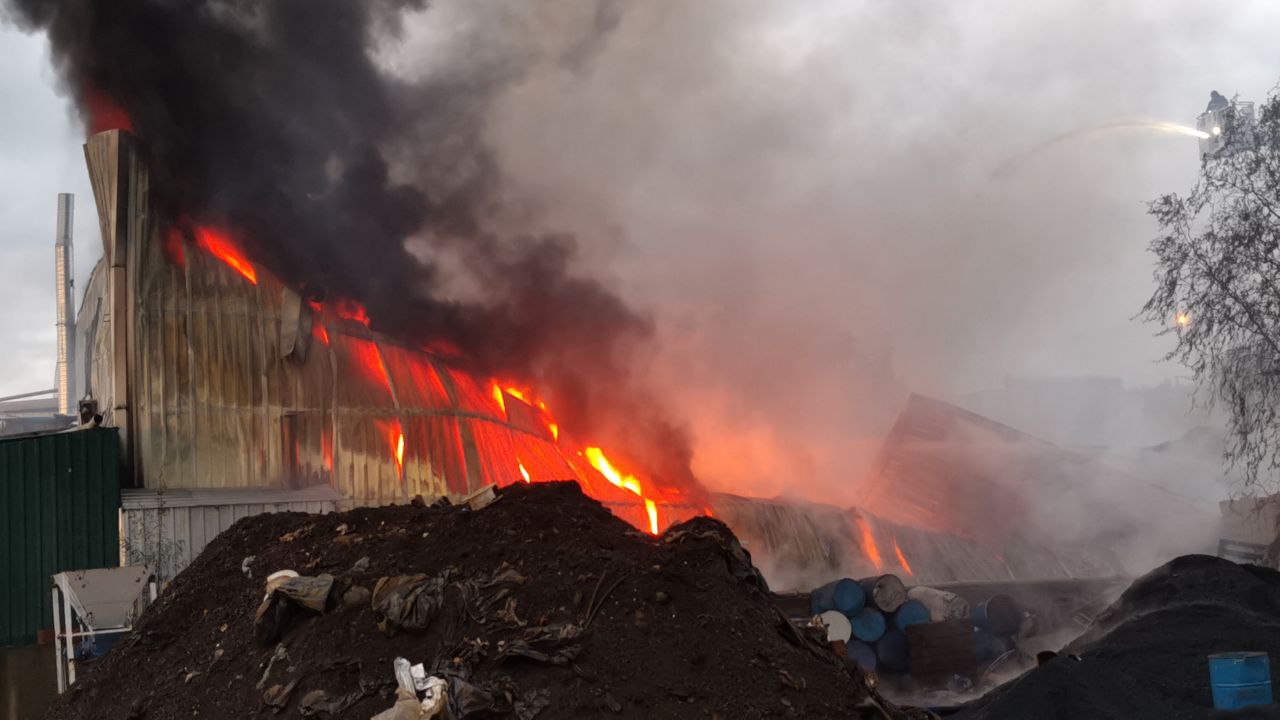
(396, 432, 405, 469)
(518, 462, 531, 483)
(321, 429, 333, 471)
(644, 499, 659, 535)
(547, 422, 559, 440)
(194, 226, 257, 284)
(584, 447, 661, 534)
(855, 514, 883, 570)
(892, 535, 913, 576)
(491, 384, 507, 415)
(333, 298, 371, 327)
(350, 338, 391, 390)
(313, 323, 330, 346)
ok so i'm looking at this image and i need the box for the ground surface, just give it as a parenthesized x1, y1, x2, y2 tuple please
(952, 554, 1280, 720)
(46, 482, 919, 720)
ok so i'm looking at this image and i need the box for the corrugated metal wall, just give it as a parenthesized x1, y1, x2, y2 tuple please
(711, 493, 1126, 590)
(0, 428, 121, 647)
(80, 129, 588, 506)
(121, 486, 340, 581)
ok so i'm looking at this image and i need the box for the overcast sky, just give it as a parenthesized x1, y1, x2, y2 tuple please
(0, 23, 96, 398)
(3, 3, 1280, 496)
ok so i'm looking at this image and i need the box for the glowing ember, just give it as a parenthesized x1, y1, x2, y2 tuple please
(547, 422, 559, 440)
(644, 499, 659, 535)
(855, 514, 883, 570)
(313, 323, 330, 346)
(194, 226, 257, 284)
(321, 430, 333, 471)
(518, 462, 531, 483)
(396, 432, 405, 468)
(350, 339, 392, 390)
(892, 536, 913, 576)
(1175, 311, 1192, 328)
(164, 228, 186, 268)
(333, 298, 371, 326)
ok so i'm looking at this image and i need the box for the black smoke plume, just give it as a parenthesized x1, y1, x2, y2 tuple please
(4, 0, 700, 497)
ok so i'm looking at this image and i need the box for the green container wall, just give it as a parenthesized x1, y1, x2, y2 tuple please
(0, 428, 121, 647)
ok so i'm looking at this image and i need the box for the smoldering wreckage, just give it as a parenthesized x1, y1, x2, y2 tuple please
(3, 1, 1280, 719)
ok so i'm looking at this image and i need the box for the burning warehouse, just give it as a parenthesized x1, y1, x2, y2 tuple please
(76, 129, 708, 578)
(8, 1, 1280, 718)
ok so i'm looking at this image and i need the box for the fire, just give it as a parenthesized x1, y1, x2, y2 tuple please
(892, 535, 913, 576)
(333, 298, 371, 327)
(491, 384, 507, 415)
(1175, 311, 1192, 328)
(84, 88, 133, 135)
(194, 226, 257, 284)
(164, 228, 186, 268)
(350, 338, 392, 390)
(584, 447, 661, 534)
(165, 218, 680, 532)
(855, 514, 883, 570)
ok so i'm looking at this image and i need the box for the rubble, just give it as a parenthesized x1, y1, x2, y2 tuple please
(44, 482, 930, 719)
(952, 555, 1280, 719)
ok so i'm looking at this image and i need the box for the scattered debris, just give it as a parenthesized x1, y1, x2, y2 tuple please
(462, 483, 499, 511)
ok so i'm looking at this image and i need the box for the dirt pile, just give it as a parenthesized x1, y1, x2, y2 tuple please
(47, 482, 924, 720)
(953, 555, 1280, 719)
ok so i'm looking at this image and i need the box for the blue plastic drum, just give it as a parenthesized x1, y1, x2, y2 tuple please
(810, 578, 866, 616)
(1209, 652, 1272, 710)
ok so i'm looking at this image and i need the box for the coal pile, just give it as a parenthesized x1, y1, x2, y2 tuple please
(952, 555, 1280, 719)
(46, 482, 925, 720)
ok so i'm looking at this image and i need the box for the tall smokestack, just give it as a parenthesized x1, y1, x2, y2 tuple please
(55, 193, 75, 417)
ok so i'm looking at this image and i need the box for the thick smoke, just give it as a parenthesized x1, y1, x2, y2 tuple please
(9, 0, 1280, 524)
(3, 0, 701, 493)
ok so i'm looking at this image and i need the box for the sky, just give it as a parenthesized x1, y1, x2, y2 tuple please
(0, 23, 96, 398)
(2, 1, 1280, 497)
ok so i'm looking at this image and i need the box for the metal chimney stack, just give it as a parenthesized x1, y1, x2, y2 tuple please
(55, 193, 76, 417)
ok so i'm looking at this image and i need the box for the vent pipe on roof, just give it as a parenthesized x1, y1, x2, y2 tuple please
(55, 193, 76, 417)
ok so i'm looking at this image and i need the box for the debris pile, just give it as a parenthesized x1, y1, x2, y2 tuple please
(953, 555, 1280, 719)
(46, 482, 929, 720)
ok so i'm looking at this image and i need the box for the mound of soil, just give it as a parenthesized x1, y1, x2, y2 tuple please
(953, 555, 1280, 720)
(47, 482, 920, 720)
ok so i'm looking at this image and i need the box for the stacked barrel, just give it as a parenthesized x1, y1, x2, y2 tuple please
(812, 577, 1025, 678)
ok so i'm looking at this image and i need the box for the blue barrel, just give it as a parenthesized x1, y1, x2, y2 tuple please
(1209, 652, 1273, 710)
(973, 631, 1008, 662)
(894, 599, 931, 632)
(810, 579, 866, 616)
(971, 594, 1021, 636)
(850, 607, 887, 643)
(846, 639, 878, 672)
(875, 628, 910, 674)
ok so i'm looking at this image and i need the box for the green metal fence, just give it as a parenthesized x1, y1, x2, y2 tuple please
(0, 428, 121, 647)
